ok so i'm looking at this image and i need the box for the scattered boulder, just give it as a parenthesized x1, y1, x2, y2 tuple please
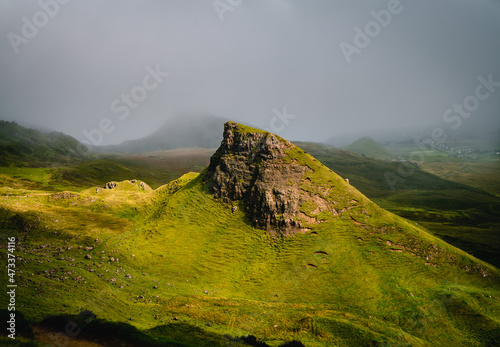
(140, 182, 151, 191)
(104, 182, 118, 189)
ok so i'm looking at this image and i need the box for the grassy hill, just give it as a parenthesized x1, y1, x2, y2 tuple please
(341, 137, 394, 161)
(0, 121, 92, 167)
(1, 123, 499, 346)
(294, 142, 500, 268)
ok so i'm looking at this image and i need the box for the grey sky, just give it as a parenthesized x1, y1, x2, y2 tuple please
(1, 0, 499, 145)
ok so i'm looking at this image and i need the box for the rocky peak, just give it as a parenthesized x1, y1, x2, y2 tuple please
(205, 122, 342, 237)
(210, 121, 290, 163)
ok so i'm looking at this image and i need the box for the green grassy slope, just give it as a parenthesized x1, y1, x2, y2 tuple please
(421, 160, 500, 197)
(0, 121, 91, 167)
(293, 142, 468, 198)
(295, 141, 500, 268)
(1, 125, 499, 346)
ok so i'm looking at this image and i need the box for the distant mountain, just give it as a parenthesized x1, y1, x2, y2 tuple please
(97, 113, 228, 153)
(342, 136, 394, 161)
(0, 120, 91, 167)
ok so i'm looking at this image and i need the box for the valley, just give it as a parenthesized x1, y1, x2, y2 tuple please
(1, 122, 499, 346)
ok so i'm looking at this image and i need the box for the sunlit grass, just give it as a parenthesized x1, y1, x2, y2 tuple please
(2, 164, 499, 346)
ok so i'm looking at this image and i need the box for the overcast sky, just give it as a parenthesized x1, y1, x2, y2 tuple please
(1, 0, 499, 145)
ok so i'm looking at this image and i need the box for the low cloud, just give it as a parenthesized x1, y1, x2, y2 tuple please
(0, 0, 499, 144)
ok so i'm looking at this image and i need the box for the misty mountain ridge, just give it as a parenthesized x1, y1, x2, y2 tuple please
(0, 120, 91, 167)
(325, 123, 500, 151)
(95, 113, 227, 153)
(342, 136, 394, 161)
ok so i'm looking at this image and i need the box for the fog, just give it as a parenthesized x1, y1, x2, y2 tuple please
(1, 0, 499, 146)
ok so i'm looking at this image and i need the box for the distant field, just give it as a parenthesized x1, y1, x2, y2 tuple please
(118, 147, 214, 182)
(0, 167, 51, 183)
(0, 167, 73, 191)
(383, 141, 500, 196)
(49, 148, 214, 190)
(420, 161, 500, 197)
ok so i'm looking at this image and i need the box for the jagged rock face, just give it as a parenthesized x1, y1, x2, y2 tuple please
(205, 122, 327, 237)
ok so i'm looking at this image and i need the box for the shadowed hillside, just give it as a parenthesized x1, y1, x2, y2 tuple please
(0, 121, 92, 167)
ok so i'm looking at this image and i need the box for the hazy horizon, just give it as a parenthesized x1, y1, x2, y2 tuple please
(1, 0, 500, 146)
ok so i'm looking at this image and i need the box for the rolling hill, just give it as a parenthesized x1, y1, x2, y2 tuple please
(342, 137, 394, 161)
(1, 120, 497, 269)
(1, 122, 499, 346)
(295, 141, 500, 268)
(0, 120, 92, 167)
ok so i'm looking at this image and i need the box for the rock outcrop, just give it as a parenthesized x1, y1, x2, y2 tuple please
(205, 121, 339, 237)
